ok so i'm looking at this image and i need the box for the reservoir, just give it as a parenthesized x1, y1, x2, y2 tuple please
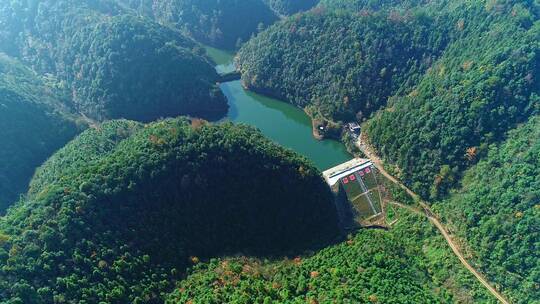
(206, 47, 351, 170)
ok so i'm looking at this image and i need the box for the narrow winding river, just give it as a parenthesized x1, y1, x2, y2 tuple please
(206, 47, 351, 170)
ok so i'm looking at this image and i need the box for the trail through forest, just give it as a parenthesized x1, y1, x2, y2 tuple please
(357, 135, 510, 304)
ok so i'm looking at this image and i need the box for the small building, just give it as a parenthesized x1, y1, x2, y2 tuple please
(323, 158, 372, 187)
(347, 122, 361, 137)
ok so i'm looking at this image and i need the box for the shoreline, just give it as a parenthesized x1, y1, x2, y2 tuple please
(240, 80, 332, 142)
(307, 110, 325, 141)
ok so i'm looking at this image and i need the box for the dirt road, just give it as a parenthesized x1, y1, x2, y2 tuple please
(358, 137, 510, 304)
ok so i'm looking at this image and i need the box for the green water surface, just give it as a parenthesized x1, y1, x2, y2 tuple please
(206, 46, 351, 170)
(220, 81, 351, 170)
(205, 46, 236, 75)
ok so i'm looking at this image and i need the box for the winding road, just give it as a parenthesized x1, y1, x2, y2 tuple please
(357, 136, 510, 304)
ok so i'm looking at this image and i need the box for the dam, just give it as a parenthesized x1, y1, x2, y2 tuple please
(323, 158, 386, 228)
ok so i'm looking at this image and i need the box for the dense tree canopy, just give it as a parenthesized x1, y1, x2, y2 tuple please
(166, 206, 500, 303)
(237, 10, 448, 122)
(168, 230, 448, 303)
(263, 0, 320, 15)
(0, 118, 339, 303)
(119, 0, 279, 49)
(0, 1, 538, 303)
(434, 115, 540, 303)
(237, 0, 540, 199)
(0, 53, 82, 213)
(234, 3, 540, 301)
(366, 0, 540, 199)
(318, 0, 431, 11)
(0, 0, 227, 122)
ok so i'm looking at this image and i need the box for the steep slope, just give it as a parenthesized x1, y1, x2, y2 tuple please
(318, 0, 431, 11)
(366, 1, 540, 199)
(27, 120, 143, 198)
(237, 0, 540, 199)
(0, 118, 339, 303)
(0, 0, 227, 122)
(237, 10, 448, 121)
(0, 53, 82, 212)
(119, 0, 279, 49)
(168, 231, 447, 303)
(263, 0, 320, 15)
(433, 115, 540, 303)
(166, 208, 498, 303)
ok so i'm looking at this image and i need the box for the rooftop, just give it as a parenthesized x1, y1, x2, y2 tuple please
(322, 158, 372, 186)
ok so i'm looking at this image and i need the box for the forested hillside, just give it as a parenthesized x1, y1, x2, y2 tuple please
(0, 0, 227, 122)
(27, 120, 143, 199)
(366, 0, 540, 199)
(263, 0, 320, 15)
(237, 10, 447, 122)
(237, 0, 540, 199)
(433, 115, 540, 303)
(0, 118, 339, 303)
(0, 54, 82, 212)
(318, 0, 431, 11)
(0, 0, 538, 303)
(168, 231, 448, 303)
(234, 2, 540, 301)
(167, 208, 497, 303)
(119, 0, 278, 49)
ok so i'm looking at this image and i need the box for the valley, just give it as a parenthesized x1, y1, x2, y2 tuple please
(0, 1, 538, 303)
(208, 49, 352, 170)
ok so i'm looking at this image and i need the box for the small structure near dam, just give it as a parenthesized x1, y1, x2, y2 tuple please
(217, 71, 241, 83)
(323, 158, 389, 229)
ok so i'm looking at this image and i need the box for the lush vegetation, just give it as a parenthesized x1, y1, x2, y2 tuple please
(433, 115, 540, 303)
(27, 120, 143, 199)
(166, 207, 497, 303)
(235, 3, 540, 301)
(168, 231, 447, 303)
(318, 0, 431, 11)
(237, 7, 450, 122)
(0, 1, 538, 303)
(0, 53, 82, 212)
(263, 0, 320, 15)
(119, 0, 279, 49)
(0, 118, 339, 303)
(0, 0, 227, 122)
(366, 0, 540, 199)
(238, 0, 540, 199)
(0, 0, 234, 210)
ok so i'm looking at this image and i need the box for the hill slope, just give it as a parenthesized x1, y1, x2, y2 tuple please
(0, 0, 227, 122)
(168, 230, 448, 303)
(0, 118, 339, 303)
(237, 0, 540, 199)
(0, 54, 82, 212)
(318, 0, 430, 11)
(119, 0, 279, 49)
(166, 206, 501, 303)
(365, 1, 540, 199)
(434, 115, 540, 303)
(237, 9, 449, 121)
(263, 0, 320, 15)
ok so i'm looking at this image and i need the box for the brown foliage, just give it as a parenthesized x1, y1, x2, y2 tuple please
(465, 146, 478, 161)
(190, 118, 207, 130)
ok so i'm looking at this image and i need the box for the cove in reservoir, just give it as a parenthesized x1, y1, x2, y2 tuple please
(206, 46, 351, 170)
